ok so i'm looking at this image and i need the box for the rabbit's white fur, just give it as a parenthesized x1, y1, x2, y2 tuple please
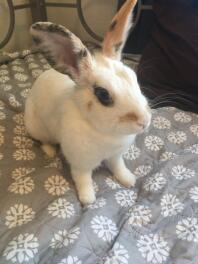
(25, 0, 151, 204)
(25, 54, 150, 204)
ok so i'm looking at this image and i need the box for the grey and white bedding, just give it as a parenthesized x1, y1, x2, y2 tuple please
(0, 50, 198, 264)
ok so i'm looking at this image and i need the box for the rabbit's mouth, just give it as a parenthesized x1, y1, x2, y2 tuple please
(119, 110, 151, 134)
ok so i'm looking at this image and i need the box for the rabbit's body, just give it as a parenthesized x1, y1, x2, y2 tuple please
(25, 69, 134, 171)
(25, 0, 151, 204)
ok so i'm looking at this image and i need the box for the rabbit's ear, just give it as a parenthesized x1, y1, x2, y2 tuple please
(30, 22, 93, 82)
(102, 0, 137, 60)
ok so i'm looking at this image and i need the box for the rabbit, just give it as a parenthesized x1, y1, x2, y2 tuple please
(24, 0, 151, 205)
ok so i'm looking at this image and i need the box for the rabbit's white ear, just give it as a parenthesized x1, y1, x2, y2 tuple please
(30, 22, 93, 82)
(102, 0, 137, 60)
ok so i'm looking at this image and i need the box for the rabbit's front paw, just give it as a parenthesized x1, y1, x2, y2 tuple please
(79, 188, 96, 205)
(115, 168, 136, 188)
(42, 144, 56, 158)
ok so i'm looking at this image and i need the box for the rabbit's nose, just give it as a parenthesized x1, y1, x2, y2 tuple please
(137, 122, 146, 130)
(137, 112, 151, 130)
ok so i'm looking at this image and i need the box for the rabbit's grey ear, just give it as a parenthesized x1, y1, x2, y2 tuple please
(102, 0, 137, 60)
(30, 22, 93, 81)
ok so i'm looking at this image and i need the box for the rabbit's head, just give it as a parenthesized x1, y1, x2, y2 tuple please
(30, 0, 151, 136)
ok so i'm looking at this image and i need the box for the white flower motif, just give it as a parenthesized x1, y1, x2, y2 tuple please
(12, 167, 35, 180)
(1, 84, 12, 91)
(105, 177, 121, 190)
(189, 186, 198, 203)
(87, 198, 106, 209)
(0, 64, 8, 69)
(14, 125, 27, 136)
(152, 116, 171, 129)
(13, 136, 33, 148)
(0, 152, 3, 160)
(187, 144, 198, 154)
(93, 181, 99, 193)
(22, 50, 31, 56)
(13, 149, 35, 160)
(134, 165, 152, 178)
(9, 95, 21, 108)
(190, 125, 198, 137)
(40, 58, 47, 63)
(0, 75, 9, 83)
(48, 198, 75, 219)
(8, 51, 19, 59)
(145, 135, 164, 151)
(0, 69, 9, 75)
(13, 113, 24, 125)
(160, 152, 177, 162)
(3, 233, 39, 263)
(0, 111, 6, 120)
(58, 256, 82, 264)
(161, 194, 184, 217)
(176, 217, 198, 242)
(137, 233, 170, 264)
(50, 227, 80, 249)
(11, 58, 21, 64)
(123, 144, 141, 160)
(20, 88, 30, 98)
(128, 205, 152, 227)
(0, 132, 4, 146)
(115, 190, 137, 207)
(165, 107, 176, 112)
(12, 65, 24, 72)
(26, 57, 34, 63)
(91, 215, 118, 242)
(44, 156, 62, 170)
(44, 175, 69, 196)
(167, 131, 187, 144)
(104, 242, 129, 264)
(5, 204, 35, 228)
(171, 165, 195, 180)
(8, 177, 35, 194)
(43, 64, 51, 70)
(31, 69, 43, 78)
(0, 125, 5, 132)
(17, 82, 31, 88)
(0, 100, 4, 109)
(14, 73, 28, 82)
(28, 62, 39, 69)
(174, 112, 192, 123)
(144, 173, 167, 192)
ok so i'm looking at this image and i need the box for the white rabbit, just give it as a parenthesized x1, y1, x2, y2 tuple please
(24, 0, 151, 204)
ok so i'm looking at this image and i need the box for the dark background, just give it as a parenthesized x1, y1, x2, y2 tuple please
(117, 0, 154, 54)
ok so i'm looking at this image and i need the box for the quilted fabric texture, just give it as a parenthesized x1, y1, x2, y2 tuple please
(0, 50, 198, 264)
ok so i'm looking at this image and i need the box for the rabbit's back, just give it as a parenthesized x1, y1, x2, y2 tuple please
(25, 69, 75, 143)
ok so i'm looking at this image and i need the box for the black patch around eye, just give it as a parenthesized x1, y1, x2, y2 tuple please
(94, 87, 113, 107)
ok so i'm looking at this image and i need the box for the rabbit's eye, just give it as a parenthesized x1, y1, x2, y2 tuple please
(94, 87, 113, 106)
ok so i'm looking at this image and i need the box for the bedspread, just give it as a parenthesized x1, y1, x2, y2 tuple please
(0, 50, 198, 264)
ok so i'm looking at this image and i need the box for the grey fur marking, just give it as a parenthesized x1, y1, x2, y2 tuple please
(109, 20, 117, 31)
(114, 42, 123, 53)
(77, 49, 88, 60)
(32, 23, 71, 38)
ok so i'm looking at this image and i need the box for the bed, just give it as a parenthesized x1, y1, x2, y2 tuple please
(0, 1, 198, 264)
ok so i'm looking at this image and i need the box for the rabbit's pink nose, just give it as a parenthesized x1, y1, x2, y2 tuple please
(137, 122, 146, 129)
(137, 113, 151, 130)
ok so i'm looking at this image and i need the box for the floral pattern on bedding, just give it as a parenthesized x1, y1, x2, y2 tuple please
(0, 50, 198, 264)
